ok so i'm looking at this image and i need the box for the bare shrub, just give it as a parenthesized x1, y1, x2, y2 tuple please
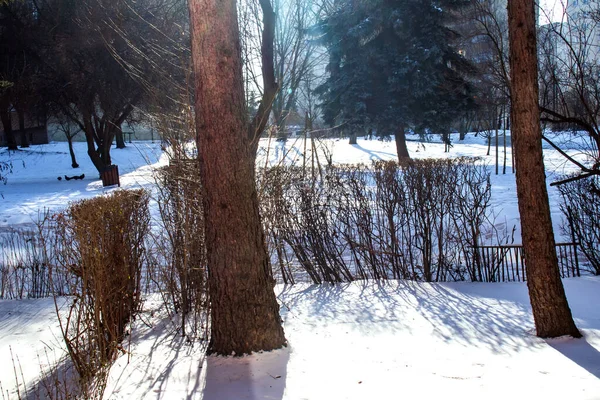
(259, 158, 493, 283)
(153, 159, 208, 339)
(51, 189, 150, 396)
(558, 176, 600, 275)
(0, 227, 50, 299)
(260, 166, 353, 283)
(259, 166, 298, 284)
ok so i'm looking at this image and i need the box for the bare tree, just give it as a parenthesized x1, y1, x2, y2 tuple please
(538, 2, 600, 182)
(188, 0, 286, 355)
(508, 0, 581, 338)
(460, 0, 511, 146)
(27, 0, 188, 175)
(270, 0, 325, 140)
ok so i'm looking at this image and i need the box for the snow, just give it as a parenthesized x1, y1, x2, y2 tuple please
(1, 133, 599, 399)
(0, 132, 590, 242)
(3, 278, 600, 399)
(0, 141, 167, 228)
(0, 277, 600, 400)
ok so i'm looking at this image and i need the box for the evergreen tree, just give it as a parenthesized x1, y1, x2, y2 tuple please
(316, 0, 477, 159)
(508, 0, 581, 338)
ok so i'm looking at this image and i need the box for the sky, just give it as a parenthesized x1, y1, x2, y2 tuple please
(539, 0, 567, 25)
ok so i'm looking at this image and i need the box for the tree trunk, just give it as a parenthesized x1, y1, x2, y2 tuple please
(503, 125, 507, 175)
(67, 135, 79, 168)
(349, 131, 357, 145)
(17, 108, 29, 148)
(0, 105, 18, 150)
(83, 115, 106, 174)
(188, 0, 286, 355)
(394, 125, 410, 160)
(100, 126, 114, 167)
(508, 0, 581, 338)
(115, 124, 126, 149)
(277, 125, 288, 142)
(495, 125, 499, 175)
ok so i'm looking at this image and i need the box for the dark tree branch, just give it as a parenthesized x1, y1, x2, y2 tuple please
(541, 133, 591, 172)
(550, 172, 596, 187)
(248, 0, 279, 155)
(540, 105, 600, 150)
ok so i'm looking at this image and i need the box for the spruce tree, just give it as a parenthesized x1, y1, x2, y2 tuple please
(316, 0, 476, 159)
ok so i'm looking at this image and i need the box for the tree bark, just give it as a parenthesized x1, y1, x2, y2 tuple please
(67, 135, 79, 168)
(394, 125, 410, 160)
(508, 0, 581, 338)
(17, 108, 29, 148)
(115, 124, 126, 149)
(188, 0, 286, 355)
(349, 131, 357, 145)
(82, 112, 106, 174)
(0, 100, 18, 150)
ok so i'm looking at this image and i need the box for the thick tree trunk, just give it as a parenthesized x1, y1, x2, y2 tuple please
(115, 124, 126, 149)
(17, 109, 29, 148)
(349, 131, 357, 145)
(0, 106, 18, 150)
(188, 0, 286, 355)
(82, 115, 106, 174)
(394, 125, 410, 160)
(508, 0, 581, 338)
(85, 134, 105, 174)
(277, 125, 288, 142)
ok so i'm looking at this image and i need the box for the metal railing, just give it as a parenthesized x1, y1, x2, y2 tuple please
(473, 242, 580, 282)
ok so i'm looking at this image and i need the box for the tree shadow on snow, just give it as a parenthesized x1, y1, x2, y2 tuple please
(279, 280, 546, 354)
(350, 143, 396, 161)
(278, 278, 600, 364)
(202, 345, 290, 400)
(548, 335, 600, 380)
(26, 356, 79, 400)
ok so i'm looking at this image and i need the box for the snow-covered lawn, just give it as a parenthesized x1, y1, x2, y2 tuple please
(1, 132, 599, 399)
(0, 131, 589, 239)
(3, 278, 600, 399)
(0, 141, 167, 227)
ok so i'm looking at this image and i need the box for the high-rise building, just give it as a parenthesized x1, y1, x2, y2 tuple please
(565, 0, 599, 60)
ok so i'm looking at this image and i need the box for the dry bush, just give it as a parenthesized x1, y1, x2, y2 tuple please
(259, 166, 352, 283)
(559, 176, 600, 275)
(152, 159, 208, 339)
(50, 189, 150, 397)
(0, 227, 50, 299)
(259, 158, 494, 283)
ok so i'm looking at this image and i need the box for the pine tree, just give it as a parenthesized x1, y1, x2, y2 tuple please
(188, 0, 287, 355)
(508, 0, 581, 338)
(316, 0, 476, 159)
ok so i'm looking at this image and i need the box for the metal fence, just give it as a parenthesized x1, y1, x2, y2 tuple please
(474, 242, 580, 282)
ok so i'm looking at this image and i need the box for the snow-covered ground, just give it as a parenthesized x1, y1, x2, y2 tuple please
(1, 132, 599, 399)
(0, 141, 167, 228)
(3, 278, 600, 399)
(0, 131, 589, 240)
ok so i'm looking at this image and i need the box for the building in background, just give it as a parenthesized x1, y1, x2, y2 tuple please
(0, 105, 48, 147)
